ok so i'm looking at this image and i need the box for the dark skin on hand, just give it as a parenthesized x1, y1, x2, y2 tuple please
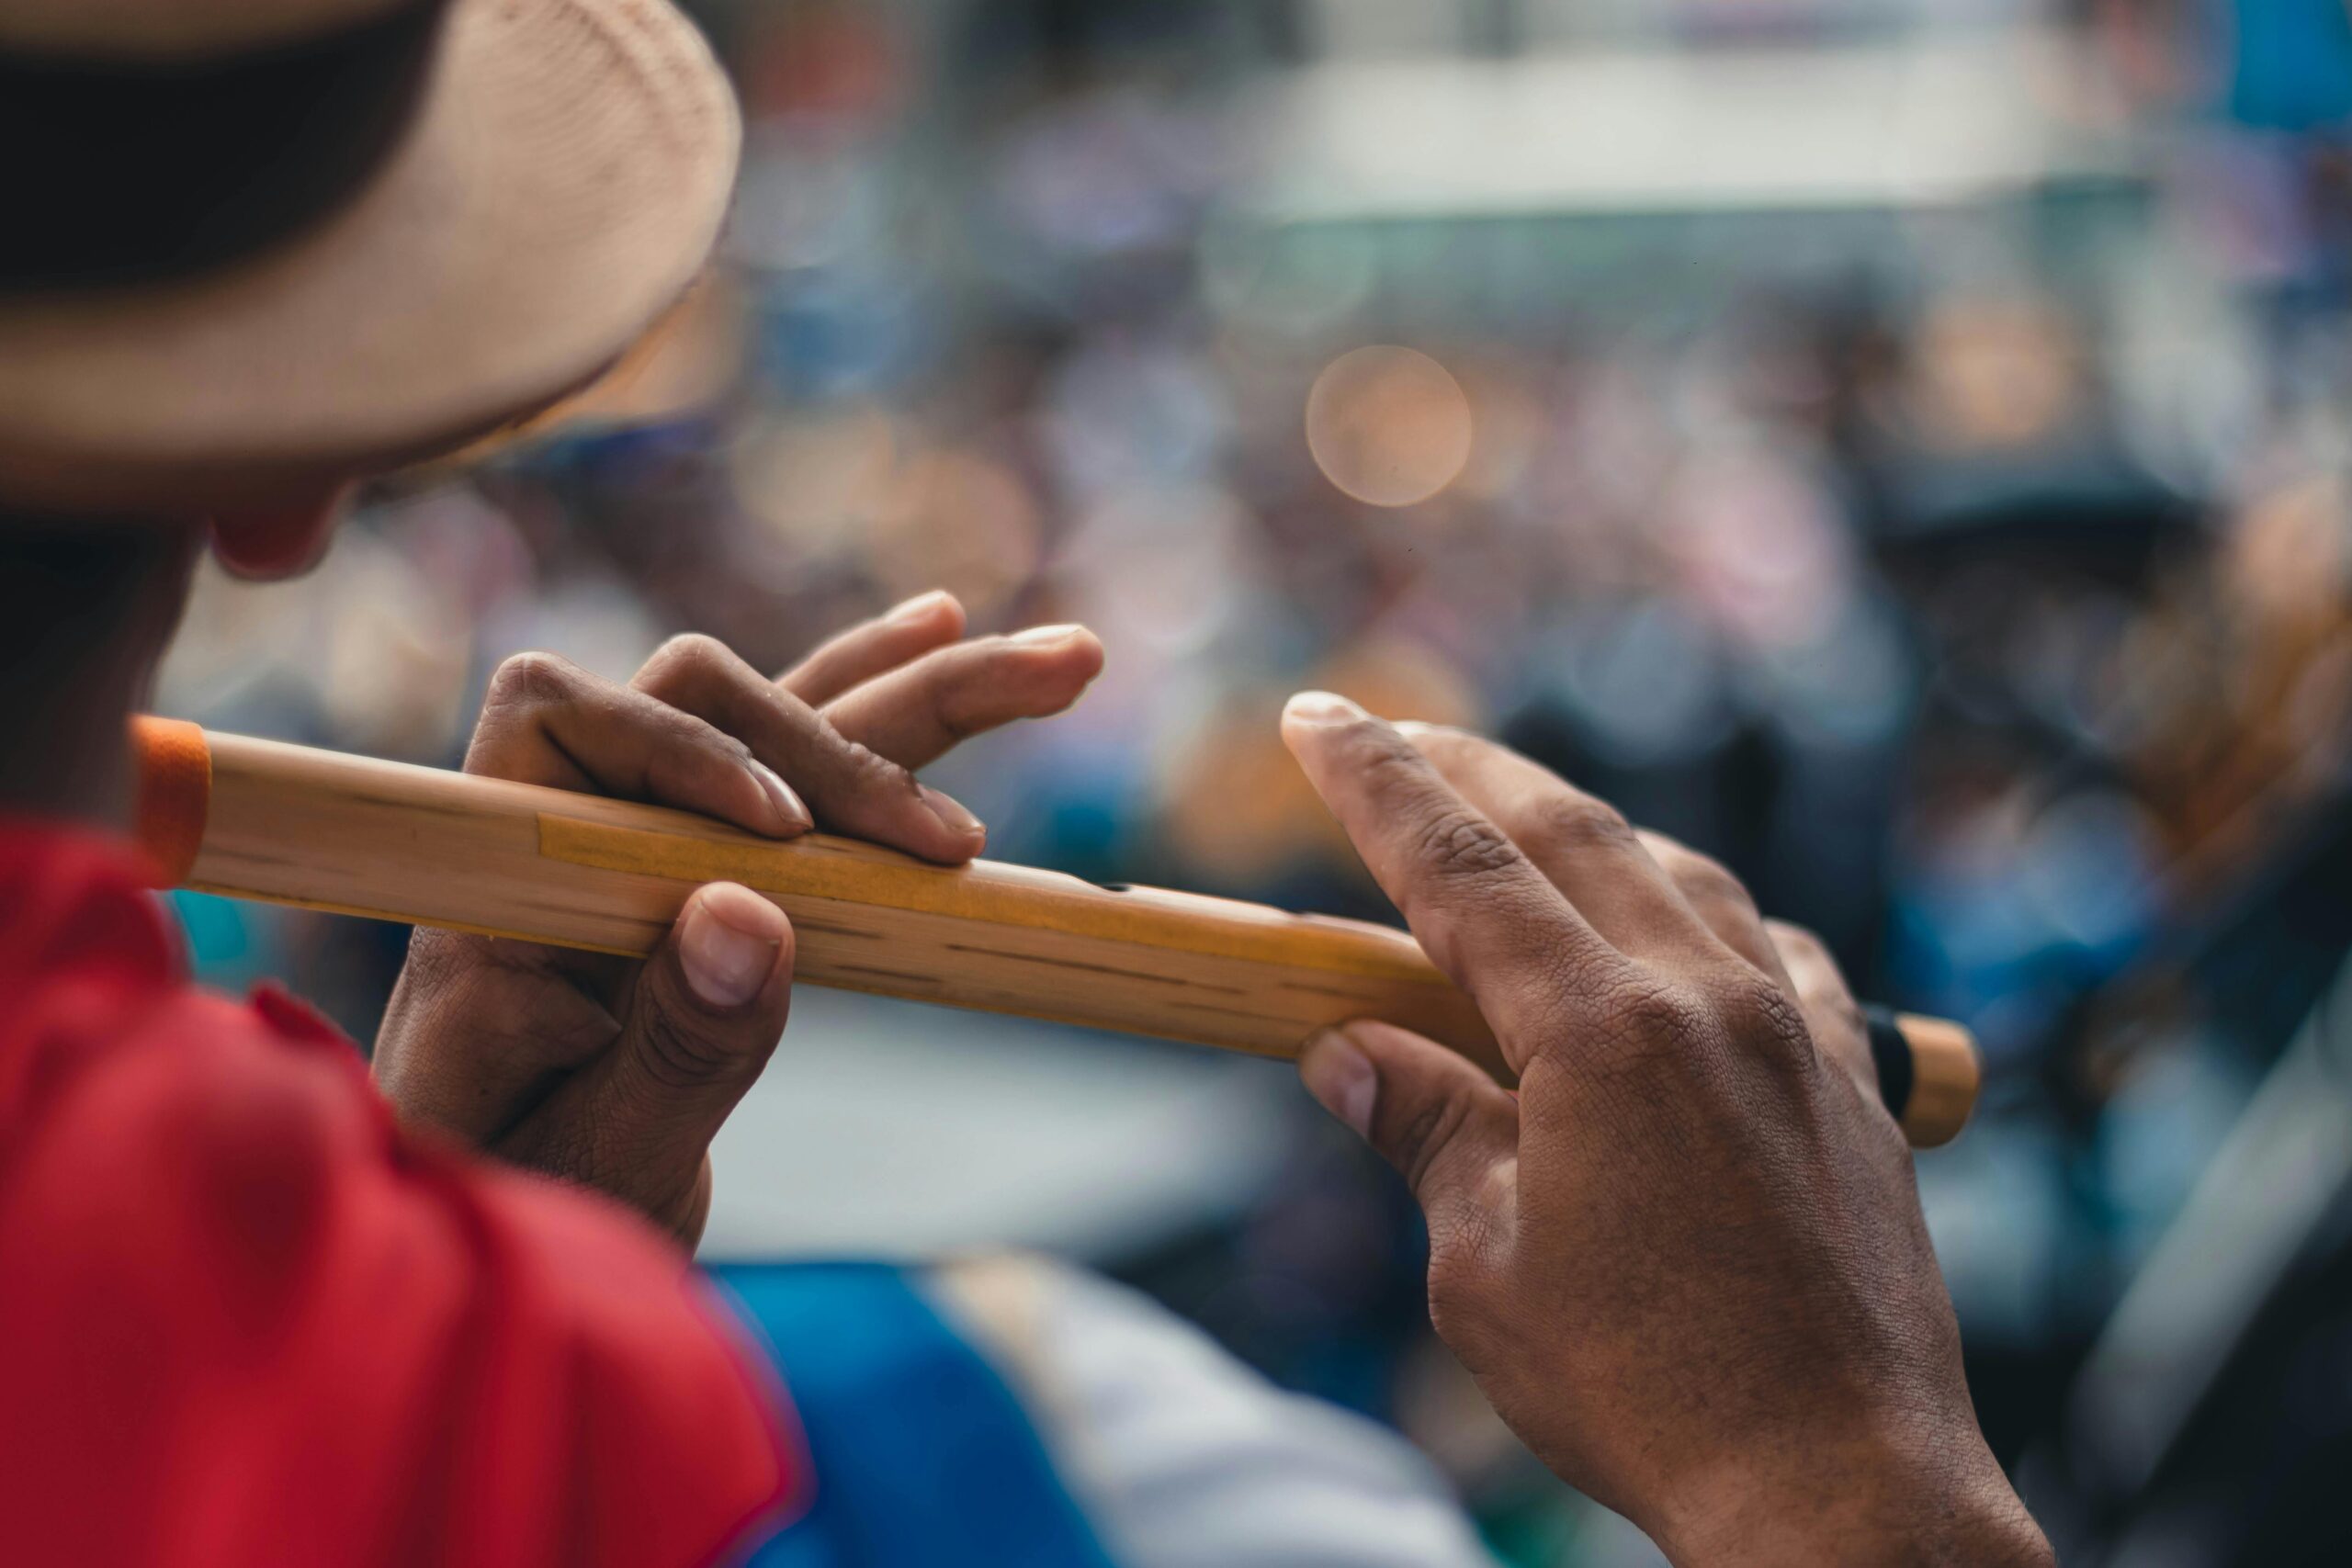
(370, 592, 1106, 1245)
(1281, 692, 2053, 1567)
(207, 496, 1109, 1246)
(204, 497, 2048, 1562)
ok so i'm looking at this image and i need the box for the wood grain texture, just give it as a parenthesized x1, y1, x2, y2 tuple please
(1890, 1013, 1980, 1150)
(175, 729, 1976, 1144)
(187, 732, 1506, 1077)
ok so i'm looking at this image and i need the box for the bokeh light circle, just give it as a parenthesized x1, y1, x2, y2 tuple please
(1305, 345, 1475, 508)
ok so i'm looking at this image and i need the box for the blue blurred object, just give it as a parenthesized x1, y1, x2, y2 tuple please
(2230, 0, 2352, 131)
(721, 1262, 1116, 1568)
(165, 889, 277, 993)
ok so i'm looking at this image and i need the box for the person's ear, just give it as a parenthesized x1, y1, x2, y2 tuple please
(209, 485, 353, 580)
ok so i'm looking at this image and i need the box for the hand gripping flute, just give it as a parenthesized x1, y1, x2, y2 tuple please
(131, 718, 1982, 1145)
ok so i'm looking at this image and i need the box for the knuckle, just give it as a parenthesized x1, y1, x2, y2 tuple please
(1708, 971, 1817, 1069)
(1764, 919, 1858, 1012)
(637, 632, 729, 693)
(1765, 918, 1831, 973)
(1567, 976, 1711, 1082)
(1527, 793, 1637, 861)
(634, 1000, 767, 1093)
(1425, 1247, 1503, 1348)
(656, 631, 728, 669)
(1816, 985, 1868, 1051)
(1665, 846, 1753, 912)
(486, 649, 579, 708)
(1580, 976, 1739, 1085)
(1520, 942, 1620, 1023)
(1350, 724, 1440, 794)
(1411, 805, 1524, 880)
(1610, 976, 1708, 1044)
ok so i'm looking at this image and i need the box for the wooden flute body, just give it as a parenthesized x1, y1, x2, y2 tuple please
(132, 721, 1979, 1145)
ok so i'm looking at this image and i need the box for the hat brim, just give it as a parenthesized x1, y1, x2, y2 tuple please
(0, 0, 741, 513)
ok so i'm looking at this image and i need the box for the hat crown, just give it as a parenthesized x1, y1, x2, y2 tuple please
(0, 0, 413, 61)
(0, 0, 741, 514)
(0, 2, 448, 292)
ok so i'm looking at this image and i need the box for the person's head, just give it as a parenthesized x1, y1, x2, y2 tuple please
(0, 0, 741, 581)
(0, 0, 743, 813)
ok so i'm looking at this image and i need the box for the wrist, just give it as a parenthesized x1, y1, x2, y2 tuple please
(1651, 1428, 2052, 1568)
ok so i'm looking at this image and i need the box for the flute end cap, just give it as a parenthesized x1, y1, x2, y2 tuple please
(1894, 1012, 1980, 1148)
(130, 716, 211, 890)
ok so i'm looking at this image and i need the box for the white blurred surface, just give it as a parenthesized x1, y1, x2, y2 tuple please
(1253, 36, 2126, 221)
(700, 987, 1296, 1262)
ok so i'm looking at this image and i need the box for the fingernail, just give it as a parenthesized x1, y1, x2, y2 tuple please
(921, 784, 985, 841)
(747, 760, 812, 832)
(680, 890, 782, 1010)
(1009, 623, 1085, 647)
(1283, 690, 1367, 728)
(1299, 1027, 1376, 1138)
(887, 590, 953, 626)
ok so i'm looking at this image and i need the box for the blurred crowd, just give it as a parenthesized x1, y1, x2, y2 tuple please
(150, 0, 2352, 1561)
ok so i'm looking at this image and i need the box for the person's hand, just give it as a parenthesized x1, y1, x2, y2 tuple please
(1280, 694, 2050, 1568)
(373, 592, 1102, 1246)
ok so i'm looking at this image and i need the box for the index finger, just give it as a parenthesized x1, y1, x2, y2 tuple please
(1396, 723, 1727, 972)
(824, 626, 1103, 769)
(1281, 691, 1623, 1062)
(636, 634, 987, 864)
(778, 590, 967, 705)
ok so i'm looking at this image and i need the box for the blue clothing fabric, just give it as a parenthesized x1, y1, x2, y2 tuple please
(713, 1261, 1120, 1568)
(2231, 0, 2352, 130)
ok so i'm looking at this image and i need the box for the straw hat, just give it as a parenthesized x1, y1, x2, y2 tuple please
(0, 0, 741, 513)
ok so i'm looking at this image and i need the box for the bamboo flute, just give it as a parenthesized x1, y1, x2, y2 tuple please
(131, 718, 1980, 1146)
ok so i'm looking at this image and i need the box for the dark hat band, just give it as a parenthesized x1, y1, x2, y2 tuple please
(0, 2, 448, 291)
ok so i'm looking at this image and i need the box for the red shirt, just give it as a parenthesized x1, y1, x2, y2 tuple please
(0, 823, 798, 1567)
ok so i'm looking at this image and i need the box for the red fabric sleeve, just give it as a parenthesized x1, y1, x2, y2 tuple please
(0, 826, 798, 1568)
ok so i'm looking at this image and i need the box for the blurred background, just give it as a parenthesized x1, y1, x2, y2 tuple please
(151, 0, 2352, 1562)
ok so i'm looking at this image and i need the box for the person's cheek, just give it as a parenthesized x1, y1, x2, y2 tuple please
(209, 488, 351, 580)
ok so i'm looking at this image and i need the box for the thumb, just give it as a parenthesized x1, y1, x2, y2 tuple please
(1299, 1020, 1520, 1236)
(515, 882, 793, 1244)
